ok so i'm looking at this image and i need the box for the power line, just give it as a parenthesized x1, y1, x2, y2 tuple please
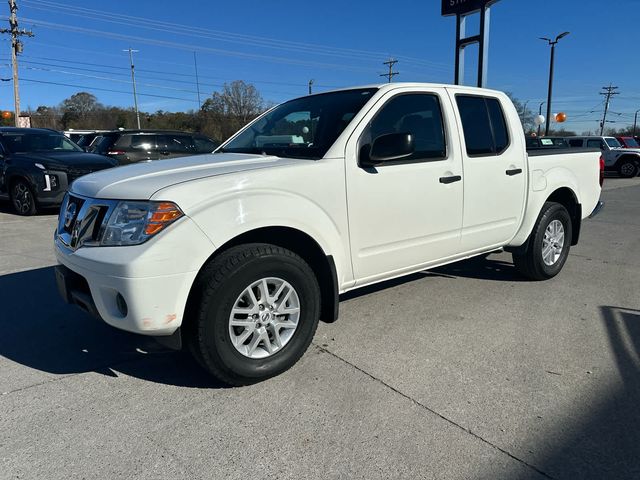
(20, 0, 452, 72)
(0, 0, 34, 125)
(21, 77, 199, 103)
(16, 16, 384, 74)
(599, 84, 619, 135)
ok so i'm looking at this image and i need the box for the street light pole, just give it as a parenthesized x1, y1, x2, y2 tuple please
(520, 100, 530, 124)
(537, 101, 545, 137)
(124, 47, 141, 129)
(540, 32, 569, 136)
(634, 109, 640, 137)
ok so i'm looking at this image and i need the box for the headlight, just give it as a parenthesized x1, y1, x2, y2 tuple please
(101, 201, 183, 246)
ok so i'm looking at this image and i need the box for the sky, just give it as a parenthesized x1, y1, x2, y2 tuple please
(1, 0, 638, 133)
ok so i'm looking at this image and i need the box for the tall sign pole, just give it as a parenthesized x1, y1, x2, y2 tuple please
(443, 0, 500, 87)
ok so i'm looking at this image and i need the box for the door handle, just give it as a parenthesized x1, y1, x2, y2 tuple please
(439, 175, 462, 184)
(506, 168, 523, 176)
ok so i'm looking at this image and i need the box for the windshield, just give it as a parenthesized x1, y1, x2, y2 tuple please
(220, 88, 378, 159)
(0, 132, 83, 154)
(605, 137, 622, 148)
(622, 137, 640, 148)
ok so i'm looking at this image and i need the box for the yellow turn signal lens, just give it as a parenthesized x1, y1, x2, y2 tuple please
(144, 202, 183, 236)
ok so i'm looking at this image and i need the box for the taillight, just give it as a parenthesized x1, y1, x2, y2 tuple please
(599, 155, 604, 187)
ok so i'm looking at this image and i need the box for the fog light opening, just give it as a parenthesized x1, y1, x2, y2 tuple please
(116, 293, 128, 317)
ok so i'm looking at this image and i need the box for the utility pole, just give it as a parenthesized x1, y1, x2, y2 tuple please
(380, 58, 399, 83)
(0, 0, 34, 127)
(193, 51, 201, 109)
(634, 108, 639, 137)
(124, 47, 141, 129)
(599, 84, 619, 135)
(308, 79, 314, 95)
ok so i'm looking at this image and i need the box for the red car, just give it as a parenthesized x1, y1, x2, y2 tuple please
(616, 136, 640, 148)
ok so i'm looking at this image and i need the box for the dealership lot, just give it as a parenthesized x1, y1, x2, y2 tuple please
(1, 179, 639, 480)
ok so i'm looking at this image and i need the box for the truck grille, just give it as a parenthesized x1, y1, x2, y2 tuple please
(56, 193, 118, 250)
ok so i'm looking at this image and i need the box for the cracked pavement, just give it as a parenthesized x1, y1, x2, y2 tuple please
(1, 178, 639, 479)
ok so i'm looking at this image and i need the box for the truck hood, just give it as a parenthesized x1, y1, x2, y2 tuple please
(70, 152, 303, 200)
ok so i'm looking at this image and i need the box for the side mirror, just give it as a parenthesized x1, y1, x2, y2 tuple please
(362, 132, 414, 167)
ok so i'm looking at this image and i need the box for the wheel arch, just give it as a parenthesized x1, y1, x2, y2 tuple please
(546, 187, 581, 246)
(184, 226, 340, 333)
(616, 153, 640, 166)
(508, 182, 582, 251)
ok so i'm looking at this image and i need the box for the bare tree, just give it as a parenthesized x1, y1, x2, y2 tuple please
(60, 92, 104, 128)
(202, 81, 265, 139)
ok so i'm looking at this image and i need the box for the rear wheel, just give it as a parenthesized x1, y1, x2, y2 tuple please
(512, 202, 572, 280)
(186, 243, 320, 386)
(618, 159, 638, 178)
(10, 179, 37, 216)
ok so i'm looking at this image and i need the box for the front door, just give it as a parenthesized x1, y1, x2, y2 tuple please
(345, 87, 464, 285)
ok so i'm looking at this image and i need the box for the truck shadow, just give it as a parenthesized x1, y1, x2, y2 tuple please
(432, 255, 525, 282)
(504, 305, 640, 480)
(0, 266, 225, 389)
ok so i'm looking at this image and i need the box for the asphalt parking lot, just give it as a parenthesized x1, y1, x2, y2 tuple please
(1, 178, 639, 480)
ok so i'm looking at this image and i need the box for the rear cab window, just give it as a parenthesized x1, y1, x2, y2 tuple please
(455, 95, 510, 156)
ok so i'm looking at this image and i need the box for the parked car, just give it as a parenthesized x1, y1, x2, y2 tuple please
(566, 136, 640, 177)
(526, 136, 569, 149)
(88, 130, 220, 164)
(0, 128, 117, 215)
(616, 136, 640, 149)
(54, 83, 603, 385)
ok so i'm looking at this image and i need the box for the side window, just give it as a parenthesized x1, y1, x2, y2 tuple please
(366, 93, 446, 162)
(456, 96, 494, 155)
(568, 139, 583, 147)
(456, 95, 510, 156)
(124, 135, 157, 151)
(486, 98, 509, 153)
(586, 139, 602, 149)
(158, 135, 195, 153)
(194, 136, 219, 153)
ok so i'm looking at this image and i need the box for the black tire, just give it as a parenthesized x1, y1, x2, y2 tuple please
(186, 243, 320, 386)
(617, 159, 638, 178)
(512, 202, 572, 281)
(10, 179, 37, 216)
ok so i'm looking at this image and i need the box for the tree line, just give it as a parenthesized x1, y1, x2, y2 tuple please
(12, 80, 268, 143)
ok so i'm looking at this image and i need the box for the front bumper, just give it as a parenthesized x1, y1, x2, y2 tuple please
(53, 215, 216, 336)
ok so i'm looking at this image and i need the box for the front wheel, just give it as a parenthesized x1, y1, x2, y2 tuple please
(186, 243, 320, 386)
(512, 202, 572, 281)
(10, 179, 37, 216)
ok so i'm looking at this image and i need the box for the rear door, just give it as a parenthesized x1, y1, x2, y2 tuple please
(453, 93, 526, 251)
(345, 87, 464, 284)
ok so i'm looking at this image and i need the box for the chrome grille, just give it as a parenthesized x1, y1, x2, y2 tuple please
(57, 193, 119, 250)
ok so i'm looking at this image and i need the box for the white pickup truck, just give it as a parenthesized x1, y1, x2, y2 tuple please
(54, 83, 603, 385)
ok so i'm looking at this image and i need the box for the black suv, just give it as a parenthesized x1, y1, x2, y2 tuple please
(88, 130, 220, 164)
(0, 128, 117, 215)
